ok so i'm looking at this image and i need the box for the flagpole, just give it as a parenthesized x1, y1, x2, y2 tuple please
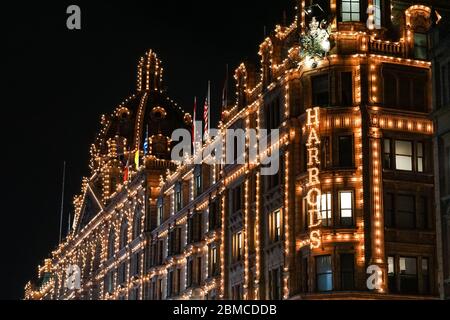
(59, 161, 66, 244)
(207, 80, 211, 136)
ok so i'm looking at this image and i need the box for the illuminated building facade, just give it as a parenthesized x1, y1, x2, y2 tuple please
(25, 0, 448, 300)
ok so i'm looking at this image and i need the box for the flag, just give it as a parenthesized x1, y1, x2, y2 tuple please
(143, 125, 149, 155)
(123, 151, 130, 182)
(204, 81, 211, 138)
(192, 97, 197, 154)
(134, 149, 140, 170)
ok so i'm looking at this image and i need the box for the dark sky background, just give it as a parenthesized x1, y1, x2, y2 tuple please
(2, 0, 295, 300)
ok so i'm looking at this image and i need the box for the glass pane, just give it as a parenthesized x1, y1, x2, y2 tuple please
(422, 259, 429, 274)
(417, 158, 423, 172)
(340, 192, 352, 210)
(414, 33, 427, 46)
(384, 139, 391, 153)
(316, 256, 332, 273)
(396, 155, 413, 171)
(342, 3, 350, 12)
(342, 13, 351, 21)
(400, 257, 417, 275)
(396, 141, 412, 156)
(317, 274, 333, 291)
(417, 143, 423, 157)
(388, 257, 395, 274)
(351, 13, 360, 21)
(351, 3, 360, 12)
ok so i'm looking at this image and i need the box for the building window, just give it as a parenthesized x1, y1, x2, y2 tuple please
(422, 258, 430, 294)
(197, 257, 203, 285)
(130, 253, 140, 277)
(232, 231, 243, 262)
(397, 195, 415, 229)
(175, 189, 182, 212)
(187, 258, 194, 287)
(232, 283, 243, 300)
(414, 33, 427, 60)
(384, 139, 426, 172)
(209, 200, 221, 231)
(338, 135, 353, 167)
(417, 196, 428, 229)
(269, 267, 281, 300)
(320, 192, 332, 226)
(269, 209, 281, 243)
(316, 255, 333, 292)
(388, 256, 396, 293)
(132, 209, 142, 240)
(168, 227, 182, 256)
(105, 271, 114, 293)
(312, 74, 329, 106)
(339, 191, 353, 226)
(341, 0, 360, 22)
(195, 173, 202, 196)
(383, 139, 392, 169)
(341, 72, 353, 106)
(340, 254, 354, 290)
(232, 185, 242, 213)
(416, 142, 424, 173)
(384, 193, 394, 228)
(118, 262, 127, 285)
(395, 140, 413, 171)
(399, 257, 418, 294)
(209, 245, 219, 277)
(373, 0, 381, 28)
(119, 221, 128, 250)
(157, 204, 164, 226)
(188, 212, 203, 244)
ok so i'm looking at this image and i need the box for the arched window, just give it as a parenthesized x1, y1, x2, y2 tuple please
(107, 229, 115, 259)
(119, 220, 128, 250)
(132, 207, 142, 240)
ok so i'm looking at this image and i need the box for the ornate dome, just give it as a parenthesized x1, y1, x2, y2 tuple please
(89, 50, 192, 172)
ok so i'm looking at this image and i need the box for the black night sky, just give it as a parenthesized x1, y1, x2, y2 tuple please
(2, 0, 294, 300)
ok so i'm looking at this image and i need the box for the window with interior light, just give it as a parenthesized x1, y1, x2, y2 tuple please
(319, 192, 332, 226)
(269, 209, 282, 243)
(339, 191, 354, 226)
(373, 0, 381, 28)
(316, 255, 333, 292)
(232, 231, 243, 262)
(341, 0, 360, 22)
(384, 139, 427, 172)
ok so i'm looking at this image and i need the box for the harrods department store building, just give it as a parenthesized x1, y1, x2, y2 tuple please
(25, 0, 450, 300)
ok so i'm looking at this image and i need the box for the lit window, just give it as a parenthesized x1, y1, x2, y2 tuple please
(232, 231, 243, 262)
(316, 255, 333, 292)
(339, 191, 353, 226)
(157, 205, 163, 226)
(319, 193, 332, 226)
(269, 210, 281, 243)
(373, 0, 381, 28)
(341, 0, 360, 22)
(417, 142, 424, 172)
(395, 140, 413, 171)
(388, 256, 396, 292)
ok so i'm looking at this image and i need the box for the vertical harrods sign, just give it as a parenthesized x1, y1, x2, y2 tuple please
(306, 107, 322, 249)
